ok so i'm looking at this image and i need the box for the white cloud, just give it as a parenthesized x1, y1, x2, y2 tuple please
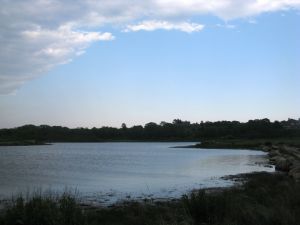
(1, 0, 300, 94)
(153, 0, 300, 19)
(124, 20, 204, 33)
(0, 23, 114, 94)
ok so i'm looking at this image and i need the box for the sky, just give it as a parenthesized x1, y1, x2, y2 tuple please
(0, 0, 300, 128)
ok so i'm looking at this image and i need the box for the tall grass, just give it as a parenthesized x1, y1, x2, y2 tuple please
(1, 191, 84, 225)
(183, 172, 300, 225)
(0, 172, 299, 225)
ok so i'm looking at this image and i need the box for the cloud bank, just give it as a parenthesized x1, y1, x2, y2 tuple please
(1, 0, 300, 94)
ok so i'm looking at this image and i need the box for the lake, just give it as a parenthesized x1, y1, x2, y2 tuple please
(0, 142, 274, 204)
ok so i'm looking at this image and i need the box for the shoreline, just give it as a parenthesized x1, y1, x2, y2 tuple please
(0, 140, 198, 146)
(0, 141, 299, 224)
(1, 171, 298, 225)
(0, 141, 275, 206)
(187, 139, 300, 181)
(0, 140, 50, 146)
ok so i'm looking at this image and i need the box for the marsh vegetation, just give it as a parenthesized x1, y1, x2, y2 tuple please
(1, 173, 299, 225)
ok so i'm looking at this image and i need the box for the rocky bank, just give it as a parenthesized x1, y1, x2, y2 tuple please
(264, 144, 300, 181)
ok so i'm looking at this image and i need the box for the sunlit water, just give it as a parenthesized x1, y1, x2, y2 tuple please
(0, 142, 274, 204)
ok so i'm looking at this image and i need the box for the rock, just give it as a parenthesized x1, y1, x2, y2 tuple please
(262, 146, 271, 152)
(269, 156, 277, 163)
(266, 144, 300, 181)
(270, 156, 282, 163)
(269, 150, 280, 159)
(288, 166, 300, 181)
(274, 157, 291, 172)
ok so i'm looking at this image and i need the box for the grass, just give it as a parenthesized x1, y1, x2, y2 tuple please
(0, 172, 299, 225)
(194, 138, 300, 150)
(0, 192, 84, 225)
(183, 172, 300, 225)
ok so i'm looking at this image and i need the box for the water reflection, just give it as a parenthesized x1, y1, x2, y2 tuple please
(0, 142, 274, 202)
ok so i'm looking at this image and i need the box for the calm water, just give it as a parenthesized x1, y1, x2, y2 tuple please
(0, 142, 274, 204)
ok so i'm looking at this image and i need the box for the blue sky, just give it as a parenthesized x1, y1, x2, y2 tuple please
(0, 1, 299, 128)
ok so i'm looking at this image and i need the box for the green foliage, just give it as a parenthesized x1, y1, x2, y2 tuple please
(1, 118, 300, 144)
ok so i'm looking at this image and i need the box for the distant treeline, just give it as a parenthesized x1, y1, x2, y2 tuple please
(0, 118, 300, 143)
